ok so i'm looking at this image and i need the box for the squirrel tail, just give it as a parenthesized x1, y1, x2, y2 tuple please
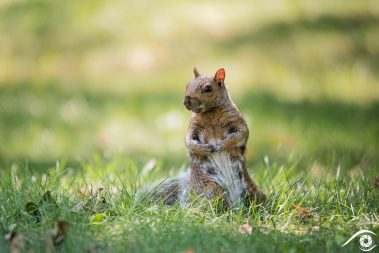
(134, 171, 191, 206)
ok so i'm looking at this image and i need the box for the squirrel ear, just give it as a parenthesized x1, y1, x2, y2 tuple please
(214, 68, 225, 84)
(193, 67, 200, 78)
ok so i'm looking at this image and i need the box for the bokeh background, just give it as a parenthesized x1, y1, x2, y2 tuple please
(1, 0, 378, 173)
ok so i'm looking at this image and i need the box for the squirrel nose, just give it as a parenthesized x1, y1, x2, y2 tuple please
(184, 96, 191, 108)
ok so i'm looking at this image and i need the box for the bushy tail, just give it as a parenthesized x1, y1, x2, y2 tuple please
(134, 171, 191, 206)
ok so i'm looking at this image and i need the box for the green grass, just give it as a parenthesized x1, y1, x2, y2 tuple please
(0, 158, 378, 253)
(0, 0, 379, 252)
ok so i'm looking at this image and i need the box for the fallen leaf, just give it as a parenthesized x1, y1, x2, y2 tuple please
(71, 187, 104, 213)
(293, 204, 319, 221)
(45, 220, 69, 253)
(25, 202, 42, 223)
(311, 225, 320, 231)
(5, 231, 25, 253)
(238, 224, 253, 234)
(79, 187, 88, 197)
(372, 176, 379, 188)
(183, 248, 195, 253)
(93, 187, 104, 197)
(25, 191, 58, 223)
(92, 213, 106, 223)
(54, 220, 69, 245)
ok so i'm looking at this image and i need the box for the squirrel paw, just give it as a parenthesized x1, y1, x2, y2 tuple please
(200, 144, 222, 153)
(210, 144, 222, 152)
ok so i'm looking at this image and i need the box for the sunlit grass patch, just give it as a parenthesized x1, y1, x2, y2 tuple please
(0, 157, 378, 252)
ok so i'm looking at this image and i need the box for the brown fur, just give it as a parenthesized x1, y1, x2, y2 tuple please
(184, 67, 266, 207)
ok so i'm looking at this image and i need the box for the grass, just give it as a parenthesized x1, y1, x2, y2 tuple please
(0, 0, 379, 252)
(0, 158, 378, 253)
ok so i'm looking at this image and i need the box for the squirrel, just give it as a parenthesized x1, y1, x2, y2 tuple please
(142, 67, 266, 208)
(183, 67, 266, 207)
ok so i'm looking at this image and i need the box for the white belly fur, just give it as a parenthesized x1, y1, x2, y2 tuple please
(206, 151, 246, 207)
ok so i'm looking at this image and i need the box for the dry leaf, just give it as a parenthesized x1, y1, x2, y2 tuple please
(372, 176, 379, 188)
(25, 201, 42, 223)
(54, 220, 69, 245)
(71, 187, 104, 213)
(293, 204, 319, 221)
(79, 187, 88, 197)
(5, 231, 25, 253)
(79, 187, 103, 199)
(91, 213, 106, 223)
(25, 191, 58, 223)
(311, 225, 320, 231)
(238, 224, 253, 234)
(45, 220, 69, 253)
(183, 248, 195, 253)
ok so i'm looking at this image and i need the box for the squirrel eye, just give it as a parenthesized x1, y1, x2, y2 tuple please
(204, 85, 212, 93)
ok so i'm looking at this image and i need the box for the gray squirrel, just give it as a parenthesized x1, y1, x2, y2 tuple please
(139, 67, 266, 207)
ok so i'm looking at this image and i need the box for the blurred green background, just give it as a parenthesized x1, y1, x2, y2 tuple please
(1, 0, 378, 173)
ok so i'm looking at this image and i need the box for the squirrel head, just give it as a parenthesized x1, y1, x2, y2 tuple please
(184, 67, 228, 113)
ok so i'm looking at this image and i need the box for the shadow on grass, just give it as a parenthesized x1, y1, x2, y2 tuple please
(240, 91, 379, 167)
(222, 13, 379, 72)
(60, 219, 375, 253)
(225, 14, 379, 44)
(0, 84, 378, 171)
(0, 213, 368, 253)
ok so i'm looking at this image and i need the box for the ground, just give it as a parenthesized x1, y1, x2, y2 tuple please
(0, 1, 378, 252)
